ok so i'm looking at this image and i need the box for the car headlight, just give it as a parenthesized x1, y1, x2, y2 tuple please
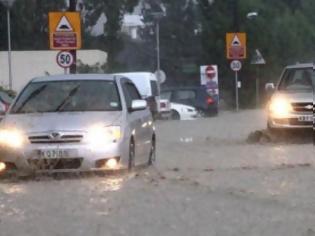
(86, 125, 121, 148)
(269, 96, 293, 118)
(0, 129, 25, 148)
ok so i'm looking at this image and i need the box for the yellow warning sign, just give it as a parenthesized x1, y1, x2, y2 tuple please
(49, 12, 82, 50)
(226, 33, 246, 60)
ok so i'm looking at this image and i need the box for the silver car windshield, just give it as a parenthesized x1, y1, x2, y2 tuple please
(11, 80, 122, 114)
(278, 68, 315, 91)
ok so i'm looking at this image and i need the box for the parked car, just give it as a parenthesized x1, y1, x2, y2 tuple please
(170, 103, 197, 120)
(161, 86, 218, 116)
(0, 74, 156, 175)
(114, 72, 160, 118)
(266, 63, 313, 130)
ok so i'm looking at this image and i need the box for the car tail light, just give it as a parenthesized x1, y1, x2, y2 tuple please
(206, 97, 214, 105)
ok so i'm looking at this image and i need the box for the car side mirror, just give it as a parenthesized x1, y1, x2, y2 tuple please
(131, 100, 147, 111)
(265, 83, 275, 92)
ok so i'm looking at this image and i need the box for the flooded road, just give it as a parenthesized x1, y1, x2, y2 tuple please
(0, 110, 314, 236)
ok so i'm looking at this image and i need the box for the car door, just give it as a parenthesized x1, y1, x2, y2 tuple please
(122, 81, 151, 163)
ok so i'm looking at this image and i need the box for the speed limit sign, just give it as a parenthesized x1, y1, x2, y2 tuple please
(56, 51, 74, 68)
(230, 60, 242, 72)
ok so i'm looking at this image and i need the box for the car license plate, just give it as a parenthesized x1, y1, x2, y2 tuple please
(298, 115, 313, 122)
(38, 149, 70, 159)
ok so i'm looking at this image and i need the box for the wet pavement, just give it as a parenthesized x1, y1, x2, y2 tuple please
(0, 110, 314, 236)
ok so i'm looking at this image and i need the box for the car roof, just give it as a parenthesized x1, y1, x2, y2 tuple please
(114, 72, 157, 81)
(286, 63, 313, 69)
(31, 74, 120, 83)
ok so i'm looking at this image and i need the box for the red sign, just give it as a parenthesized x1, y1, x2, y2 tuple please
(53, 32, 77, 48)
(206, 66, 216, 80)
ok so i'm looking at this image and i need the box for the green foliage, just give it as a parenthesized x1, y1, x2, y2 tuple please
(0, 0, 65, 50)
(82, 0, 140, 71)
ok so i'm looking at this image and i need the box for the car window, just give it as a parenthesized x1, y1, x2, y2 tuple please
(160, 91, 172, 100)
(174, 90, 196, 100)
(11, 80, 121, 113)
(122, 82, 141, 108)
(279, 68, 315, 91)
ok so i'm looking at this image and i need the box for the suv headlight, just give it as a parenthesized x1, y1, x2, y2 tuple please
(86, 125, 121, 148)
(269, 97, 293, 118)
(0, 129, 25, 148)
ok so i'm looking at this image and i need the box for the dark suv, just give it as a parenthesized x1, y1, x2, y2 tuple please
(161, 86, 218, 116)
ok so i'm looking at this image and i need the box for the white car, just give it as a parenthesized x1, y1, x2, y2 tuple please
(0, 74, 156, 175)
(170, 103, 197, 120)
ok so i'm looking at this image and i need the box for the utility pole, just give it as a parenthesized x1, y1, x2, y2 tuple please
(69, 0, 77, 74)
(7, 7, 12, 89)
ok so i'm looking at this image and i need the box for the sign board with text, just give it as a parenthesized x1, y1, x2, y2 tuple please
(49, 12, 82, 50)
(226, 33, 247, 60)
(200, 65, 219, 102)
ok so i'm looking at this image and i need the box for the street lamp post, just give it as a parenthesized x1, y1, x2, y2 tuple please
(150, 12, 164, 83)
(247, 11, 260, 108)
(1, 0, 15, 90)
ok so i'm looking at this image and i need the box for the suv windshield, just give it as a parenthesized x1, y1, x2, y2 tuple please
(11, 80, 121, 114)
(279, 68, 315, 91)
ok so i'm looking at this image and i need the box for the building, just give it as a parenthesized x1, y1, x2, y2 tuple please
(0, 50, 107, 92)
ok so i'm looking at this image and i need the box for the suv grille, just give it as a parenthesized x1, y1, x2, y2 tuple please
(29, 134, 83, 144)
(291, 102, 313, 113)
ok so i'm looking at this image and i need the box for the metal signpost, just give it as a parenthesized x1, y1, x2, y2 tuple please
(226, 32, 247, 111)
(230, 60, 242, 112)
(251, 49, 266, 108)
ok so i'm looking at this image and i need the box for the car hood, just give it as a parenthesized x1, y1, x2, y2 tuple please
(0, 111, 122, 133)
(273, 91, 313, 103)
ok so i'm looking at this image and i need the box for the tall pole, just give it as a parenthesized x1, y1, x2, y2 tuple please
(256, 66, 260, 108)
(156, 21, 160, 81)
(7, 8, 12, 90)
(235, 71, 239, 112)
(69, 0, 77, 74)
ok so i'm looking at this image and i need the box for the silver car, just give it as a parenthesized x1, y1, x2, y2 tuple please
(0, 74, 156, 174)
(266, 63, 314, 130)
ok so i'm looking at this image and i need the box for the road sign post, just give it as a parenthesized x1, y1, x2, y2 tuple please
(230, 60, 242, 112)
(49, 10, 81, 74)
(235, 71, 239, 112)
(227, 33, 246, 112)
(251, 49, 266, 108)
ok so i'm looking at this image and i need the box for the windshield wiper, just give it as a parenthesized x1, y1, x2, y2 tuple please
(55, 85, 81, 112)
(14, 84, 47, 113)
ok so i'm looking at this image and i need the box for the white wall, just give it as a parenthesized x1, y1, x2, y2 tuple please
(0, 50, 107, 92)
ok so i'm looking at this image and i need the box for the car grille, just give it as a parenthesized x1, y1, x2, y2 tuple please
(27, 158, 83, 170)
(291, 102, 313, 113)
(289, 118, 312, 126)
(29, 134, 83, 144)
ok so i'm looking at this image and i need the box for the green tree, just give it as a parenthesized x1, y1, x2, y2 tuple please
(82, 0, 139, 71)
(0, 0, 65, 50)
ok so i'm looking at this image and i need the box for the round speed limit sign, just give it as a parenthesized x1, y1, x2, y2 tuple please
(230, 60, 242, 72)
(56, 51, 74, 68)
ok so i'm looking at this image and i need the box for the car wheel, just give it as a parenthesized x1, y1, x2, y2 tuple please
(128, 139, 135, 171)
(171, 110, 180, 120)
(148, 136, 156, 165)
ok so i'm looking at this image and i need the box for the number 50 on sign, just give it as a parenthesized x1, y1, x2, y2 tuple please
(56, 51, 74, 68)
